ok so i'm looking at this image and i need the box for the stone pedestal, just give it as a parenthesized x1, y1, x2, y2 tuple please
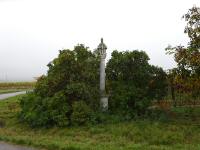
(100, 96, 108, 111)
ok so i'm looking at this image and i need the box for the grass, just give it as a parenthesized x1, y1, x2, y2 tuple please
(0, 89, 25, 94)
(0, 96, 200, 150)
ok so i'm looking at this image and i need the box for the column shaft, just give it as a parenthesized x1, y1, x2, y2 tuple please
(100, 58, 105, 93)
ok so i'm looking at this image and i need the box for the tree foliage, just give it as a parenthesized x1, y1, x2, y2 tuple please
(106, 50, 168, 116)
(20, 46, 168, 126)
(20, 44, 100, 127)
(166, 6, 200, 99)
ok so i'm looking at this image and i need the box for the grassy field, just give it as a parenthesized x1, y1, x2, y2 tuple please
(0, 82, 35, 94)
(0, 95, 200, 150)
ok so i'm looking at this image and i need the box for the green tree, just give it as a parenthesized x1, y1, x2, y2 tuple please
(106, 50, 167, 116)
(166, 6, 200, 100)
(20, 44, 100, 127)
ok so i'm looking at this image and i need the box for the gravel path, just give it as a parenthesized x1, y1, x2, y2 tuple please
(0, 142, 37, 150)
(0, 91, 26, 100)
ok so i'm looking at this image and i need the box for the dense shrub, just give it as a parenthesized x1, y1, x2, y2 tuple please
(106, 50, 167, 117)
(19, 44, 168, 127)
(0, 118, 5, 128)
(71, 101, 91, 125)
(20, 91, 70, 127)
(19, 45, 100, 127)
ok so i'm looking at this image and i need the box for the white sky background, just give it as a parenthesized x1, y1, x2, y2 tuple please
(0, 0, 199, 81)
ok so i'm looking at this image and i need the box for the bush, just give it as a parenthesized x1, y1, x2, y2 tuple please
(106, 50, 168, 117)
(147, 108, 170, 122)
(19, 45, 100, 127)
(108, 84, 151, 116)
(0, 119, 5, 128)
(71, 101, 91, 125)
(20, 91, 70, 127)
(19, 45, 168, 127)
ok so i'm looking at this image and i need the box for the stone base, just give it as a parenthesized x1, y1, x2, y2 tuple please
(100, 96, 108, 111)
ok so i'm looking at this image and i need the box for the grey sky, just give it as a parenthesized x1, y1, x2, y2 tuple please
(0, 0, 199, 81)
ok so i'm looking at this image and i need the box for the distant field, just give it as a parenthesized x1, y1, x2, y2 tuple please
(0, 82, 35, 94)
(0, 95, 200, 150)
(0, 82, 35, 89)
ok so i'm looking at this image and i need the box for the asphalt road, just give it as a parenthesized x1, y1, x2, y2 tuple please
(0, 142, 37, 150)
(0, 91, 26, 100)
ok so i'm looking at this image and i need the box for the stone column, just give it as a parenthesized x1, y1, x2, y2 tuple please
(97, 38, 108, 111)
(100, 57, 105, 92)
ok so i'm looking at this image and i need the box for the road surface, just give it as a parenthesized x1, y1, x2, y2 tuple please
(0, 142, 37, 150)
(0, 91, 26, 100)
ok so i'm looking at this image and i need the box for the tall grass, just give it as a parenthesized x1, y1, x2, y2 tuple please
(0, 95, 200, 150)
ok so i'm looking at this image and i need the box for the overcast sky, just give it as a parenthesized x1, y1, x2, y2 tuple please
(0, 0, 199, 81)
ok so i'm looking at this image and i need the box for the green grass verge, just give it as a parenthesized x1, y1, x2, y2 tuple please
(0, 96, 200, 150)
(0, 89, 26, 94)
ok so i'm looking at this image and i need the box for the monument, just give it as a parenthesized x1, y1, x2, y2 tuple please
(97, 38, 108, 111)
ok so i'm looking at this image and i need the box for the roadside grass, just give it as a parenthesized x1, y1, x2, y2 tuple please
(0, 89, 26, 94)
(0, 95, 200, 150)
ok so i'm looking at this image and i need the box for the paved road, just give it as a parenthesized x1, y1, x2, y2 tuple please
(0, 142, 37, 150)
(0, 91, 26, 100)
